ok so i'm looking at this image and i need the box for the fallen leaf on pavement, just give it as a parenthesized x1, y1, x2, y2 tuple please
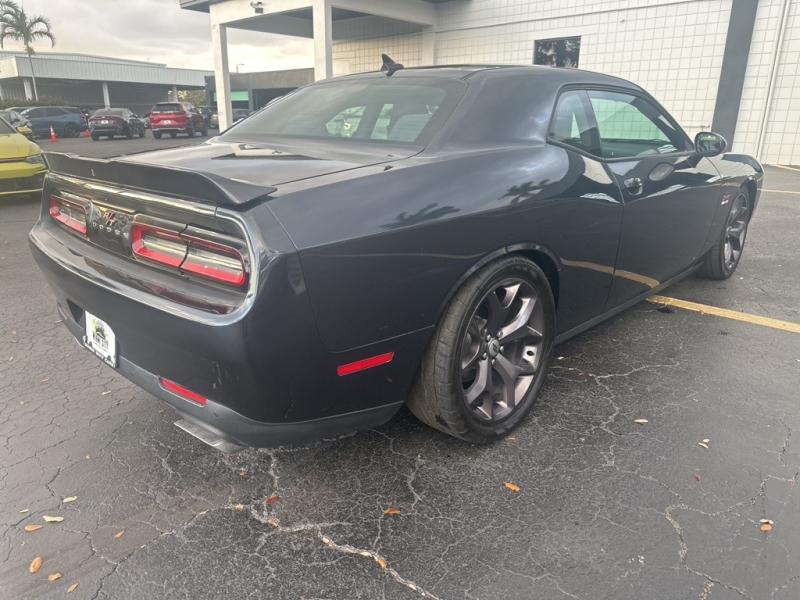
(158, 409, 165, 414)
(377, 558, 387, 568)
(85, 455, 91, 459)
(114, 530, 124, 539)
(694, 473, 702, 482)
(29, 557, 43, 573)
(43, 516, 63, 522)
(41, 378, 50, 382)
(267, 519, 277, 526)
(233, 504, 244, 511)
(238, 470, 247, 476)
(508, 436, 516, 440)
(702, 438, 710, 443)
(62, 496, 77, 503)
(24, 525, 43, 532)
(698, 442, 709, 449)
(634, 419, 648, 424)
(19, 401, 24, 405)
(761, 523, 772, 531)
(20, 508, 29, 513)
(504, 482, 521, 492)
(383, 507, 401, 515)
(101, 391, 110, 396)
(67, 583, 78, 593)
(48, 573, 62, 581)
(264, 494, 279, 504)
(759, 519, 774, 525)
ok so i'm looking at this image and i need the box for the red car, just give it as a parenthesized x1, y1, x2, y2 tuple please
(149, 102, 208, 139)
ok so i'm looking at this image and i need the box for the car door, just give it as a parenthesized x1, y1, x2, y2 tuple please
(42, 108, 67, 135)
(586, 89, 721, 309)
(25, 108, 46, 133)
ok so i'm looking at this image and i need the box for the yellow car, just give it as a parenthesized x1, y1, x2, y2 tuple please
(0, 116, 46, 197)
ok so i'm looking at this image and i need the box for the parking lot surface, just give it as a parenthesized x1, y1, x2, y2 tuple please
(1, 155, 799, 599)
(41, 132, 208, 159)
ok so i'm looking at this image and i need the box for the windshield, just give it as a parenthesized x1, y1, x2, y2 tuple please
(224, 78, 466, 146)
(0, 117, 17, 134)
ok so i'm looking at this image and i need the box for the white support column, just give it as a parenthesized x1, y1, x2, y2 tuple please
(172, 85, 179, 100)
(102, 82, 110, 108)
(313, 0, 332, 81)
(211, 21, 233, 130)
(421, 27, 435, 66)
(23, 79, 32, 100)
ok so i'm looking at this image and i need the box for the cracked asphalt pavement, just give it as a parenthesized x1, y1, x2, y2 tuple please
(1, 158, 799, 599)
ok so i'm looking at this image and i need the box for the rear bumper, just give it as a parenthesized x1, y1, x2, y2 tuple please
(58, 309, 401, 447)
(153, 126, 192, 133)
(91, 126, 126, 135)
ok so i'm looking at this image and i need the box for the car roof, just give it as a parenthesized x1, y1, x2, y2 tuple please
(327, 64, 642, 91)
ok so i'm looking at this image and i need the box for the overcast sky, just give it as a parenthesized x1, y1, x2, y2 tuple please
(3, 0, 313, 72)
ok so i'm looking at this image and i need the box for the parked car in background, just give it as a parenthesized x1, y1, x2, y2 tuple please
(0, 109, 36, 141)
(141, 113, 151, 129)
(208, 108, 252, 130)
(209, 111, 219, 129)
(149, 102, 208, 139)
(20, 106, 87, 138)
(88, 108, 146, 141)
(197, 106, 215, 128)
(0, 116, 45, 198)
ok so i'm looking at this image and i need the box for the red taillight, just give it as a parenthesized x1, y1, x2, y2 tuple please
(50, 195, 87, 236)
(337, 352, 394, 376)
(131, 222, 247, 286)
(131, 223, 186, 268)
(160, 378, 206, 405)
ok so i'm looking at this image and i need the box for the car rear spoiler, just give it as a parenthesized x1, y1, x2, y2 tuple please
(44, 152, 276, 206)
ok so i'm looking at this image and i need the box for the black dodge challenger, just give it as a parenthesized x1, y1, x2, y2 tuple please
(30, 64, 763, 451)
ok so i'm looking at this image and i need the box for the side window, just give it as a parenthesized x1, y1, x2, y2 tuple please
(44, 108, 65, 117)
(549, 90, 601, 156)
(587, 90, 690, 159)
(26, 108, 43, 119)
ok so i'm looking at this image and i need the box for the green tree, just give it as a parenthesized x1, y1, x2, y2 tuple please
(179, 89, 208, 107)
(0, 3, 56, 101)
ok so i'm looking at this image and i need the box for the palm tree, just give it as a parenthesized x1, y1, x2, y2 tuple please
(0, 3, 56, 101)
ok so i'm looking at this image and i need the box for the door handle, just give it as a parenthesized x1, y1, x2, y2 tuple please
(623, 177, 643, 194)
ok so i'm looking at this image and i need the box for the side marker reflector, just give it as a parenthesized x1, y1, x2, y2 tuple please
(160, 378, 207, 405)
(337, 352, 394, 376)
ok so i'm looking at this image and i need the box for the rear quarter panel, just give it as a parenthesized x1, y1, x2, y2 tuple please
(268, 145, 625, 352)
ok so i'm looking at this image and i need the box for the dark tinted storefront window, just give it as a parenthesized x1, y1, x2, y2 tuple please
(535, 37, 581, 68)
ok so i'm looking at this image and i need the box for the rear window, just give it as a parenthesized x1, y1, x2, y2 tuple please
(92, 109, 125, 117)
(225, 78, 466, 146)
(152, 104, 183, 113)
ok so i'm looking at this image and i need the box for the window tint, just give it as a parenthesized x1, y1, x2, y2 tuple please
(152, 104, 183, 113)
(25, 108, 43, 118)
(549, 90, 601, 156)
(587, 90, 689, 159)
(535, 37, 581, 68)
(44, 108, 66, 117)
(229, 80, 456, 146)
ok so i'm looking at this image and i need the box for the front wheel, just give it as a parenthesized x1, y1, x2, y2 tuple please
(697, 188, 749, 280)
(64, 123, 80, 138)
(406, 256, 555, 443)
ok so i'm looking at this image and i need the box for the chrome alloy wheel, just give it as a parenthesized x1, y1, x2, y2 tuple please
(724, 192, 748, 271)
(460, 278, 545, 421)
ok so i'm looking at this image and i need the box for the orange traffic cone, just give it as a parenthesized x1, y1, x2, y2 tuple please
(84, 128, 90, 137)
(49, 125, 57, 142)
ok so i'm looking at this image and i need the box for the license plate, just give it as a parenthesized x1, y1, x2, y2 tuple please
(84, 312, 117, 368)
(100, 120, 109, 124)
(164, 120, 172, 124)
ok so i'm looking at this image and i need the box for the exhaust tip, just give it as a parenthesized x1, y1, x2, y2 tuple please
(174, 419, 245, 454)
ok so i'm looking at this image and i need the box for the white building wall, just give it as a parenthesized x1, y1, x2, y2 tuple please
(332, 16, 424, 75)
(735, 0, 800, 164)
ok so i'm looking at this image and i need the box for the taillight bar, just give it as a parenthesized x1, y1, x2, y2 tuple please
(160, 378, 207, 405)
(49, 195, 87, 236)
(131, 220, 247, 286)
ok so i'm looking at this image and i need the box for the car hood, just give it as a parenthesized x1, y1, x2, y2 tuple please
(0, 133, 36, 158)
(119, 138, 417, 190)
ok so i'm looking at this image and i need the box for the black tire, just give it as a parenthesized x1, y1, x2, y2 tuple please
(64, 123, 80, 138)
(139, 126, 146, 138)
(697, 188, 750, 280)
(125, 126, 133, 139)
(170, 133, 177, 138)
(200, 124, 208, 137)
(406, 256, 555, 443)
(90, 133, 99, 141)
(187, 126, 195, 138)
(108, 134, 114, 140)
(153, 131, 162, 139)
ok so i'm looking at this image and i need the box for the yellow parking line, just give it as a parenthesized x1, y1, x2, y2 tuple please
(648, 295, 800, 334)
(770, 164, 800, 172)
(762, 189, 800, 194)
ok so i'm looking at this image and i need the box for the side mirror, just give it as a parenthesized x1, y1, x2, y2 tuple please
(695, 132, 727, 157)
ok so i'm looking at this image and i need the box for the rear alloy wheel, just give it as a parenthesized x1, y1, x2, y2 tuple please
(153, 131, 162, 139)
(407, 256, 555, 443)
(698, 189, 749, 280)
(90, 133, 99, 141)
(64, 123, 80, 138)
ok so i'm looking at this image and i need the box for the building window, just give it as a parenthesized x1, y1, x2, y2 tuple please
(534, 37, 581, 68)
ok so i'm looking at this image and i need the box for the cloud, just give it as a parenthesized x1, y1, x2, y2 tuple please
(1, 0, 313, 72)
